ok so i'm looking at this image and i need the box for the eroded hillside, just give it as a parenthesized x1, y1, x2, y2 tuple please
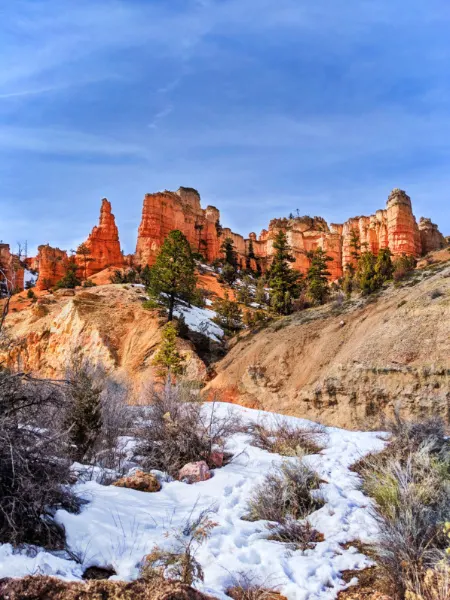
(207, 261, 450, 428)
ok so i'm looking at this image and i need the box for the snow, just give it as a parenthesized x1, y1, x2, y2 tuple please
(0, 404, 386, 599)
(173, 302, 224, 342)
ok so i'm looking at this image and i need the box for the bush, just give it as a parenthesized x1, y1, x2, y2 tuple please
(354, 411, 450, 598)
(64, 361, 103, 463)
(212, 291, 243, 333)
(0, 370, 79, 547)
(152, 322, 185, 377)
(27, 288, 36, 300)
(226, 571, 283, 600)
(136, 381, 240, 478)
(140, 509, 217, 586)
(142, 298, 160, 311)
(244, 459, 323, 522)
(82, 279, 96, 288)
(266, 518, 323, 550)
(250, 418, 326, 456)
(393, 254, 417, 282)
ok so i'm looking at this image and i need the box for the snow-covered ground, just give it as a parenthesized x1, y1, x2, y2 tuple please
(173, 302, 224, 342)
(0, 404, 385, 599)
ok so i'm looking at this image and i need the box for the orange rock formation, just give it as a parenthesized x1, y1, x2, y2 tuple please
(30, 186, 445, 288)
(35, 245, 68, 291)
(78, 198, 124, 277)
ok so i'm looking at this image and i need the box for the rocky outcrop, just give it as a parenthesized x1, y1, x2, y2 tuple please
(135, 187, 223, 266)
(79, 198, 124, 276)
(419, 217, 446, 255)
(35, 245, 68, 291)
(0, 243, 24, 291)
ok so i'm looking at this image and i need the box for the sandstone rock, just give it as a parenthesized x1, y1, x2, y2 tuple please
(179, 460, 212, 483)
(79, 198, 124, 277)
(54, 288, 76, 297)
(112, 470, 161, 493)
(35, 244, 68, 291)
(419, 216, 446, 254)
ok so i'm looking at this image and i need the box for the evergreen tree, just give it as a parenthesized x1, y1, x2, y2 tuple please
(148, 230, 197, 321)
(220, 237, 238, 284)
(356, 251, 378, 295)
(54, 258, 81, 289)
(152, 322, 185, 377)
(76, 243, 93, 281)
(349, 229, 361, 265)
(266, 230, 302, 315)
(65, 362, 103, 462)
(255, 277, 267, 306)
(140, 264, 152, 287)
(213, 291, 243, 332)
(246, 238, 256, 271)
(306, 247, 333, 305)
(236, 275, 253, 305)
(375, 247, 394, 281)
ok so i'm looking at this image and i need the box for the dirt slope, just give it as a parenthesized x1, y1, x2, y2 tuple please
(1, 285, 206, 395)
(207, 261, 450, 428)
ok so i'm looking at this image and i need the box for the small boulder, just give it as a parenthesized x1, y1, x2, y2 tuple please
(112, 470, 161, 493)
(179, 461, 211, 484)
(54, 288, 76, 297)
(209, 451, 224, 468)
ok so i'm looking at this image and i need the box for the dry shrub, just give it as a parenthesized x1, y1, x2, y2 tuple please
(244, 459, 323, 523)
(136, 380, 241, 478)
(226, 571, 285, 600)
(406, 564, 450, 600)
(354, 411, 450, 599)
(250, 418, 326, 456)
(0, 575, 212, 600)
(140, 508, 217, 586)
(0, 370, 79, 547)
(266, 518, 323, 550)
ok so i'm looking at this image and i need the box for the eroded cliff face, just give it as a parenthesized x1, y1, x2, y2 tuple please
(79, 198, 124, 276)
(419, 217, 446, 255)
(206, 260, 450, 428)
(35, 245, 68, 291)
(0, 286, 206, 392)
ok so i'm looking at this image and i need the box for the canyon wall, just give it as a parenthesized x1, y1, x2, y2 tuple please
(78, 198, 124, 277)
(27, 186, 446, 289)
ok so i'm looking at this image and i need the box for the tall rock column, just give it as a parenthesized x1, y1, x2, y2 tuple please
(80, 198, 124, 276)
(386, 189, 422, 257)
(419, 217, 446, 254)
(0, 243, 24, 291)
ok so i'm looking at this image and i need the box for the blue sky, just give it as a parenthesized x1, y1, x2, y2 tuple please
(1, 0, 450, 256)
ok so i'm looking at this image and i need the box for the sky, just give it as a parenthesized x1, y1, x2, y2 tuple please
(1, 0, 450, 256)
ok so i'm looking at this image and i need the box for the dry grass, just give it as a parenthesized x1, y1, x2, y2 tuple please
(0, 576, 212, 600)
(244, 459, 323, 523)
(226, 571, 286, 600)
(249, 418, 327, 456)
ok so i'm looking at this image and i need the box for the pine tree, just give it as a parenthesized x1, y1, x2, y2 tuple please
(246, 238, 256, 271)
(255, 277, 267, 306)
(65, 362, 103, 462)
(54, 258, 81, 289)
(266, 230, 302, 315)
(236, 275, 253, 305)
(306, 247, 333, 305)
(213, 291, 243, 333)
(349, 229, 361, 265)
(356, 251, 378, 295)
(148, 230, 197, 321)
(140, 264, 152, 287)
(152, 321, 185, 377)
(76, 243, 94, 281)
(375, 247, 394, 282)
(220, 237, 238, 284)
